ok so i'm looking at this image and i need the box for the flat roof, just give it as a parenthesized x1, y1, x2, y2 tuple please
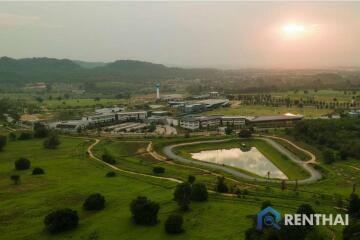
(250, 115, 304, 122)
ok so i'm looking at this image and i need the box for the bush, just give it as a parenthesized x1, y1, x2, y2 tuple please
(8, 132, 17, 141)
(323, 149, 335, 164)
(34, 124, 49, 138)
(343, 221, 360, 240)
(130, 196, 159, 225)
(165, 214, 184, 234)
(174, 182, 192, 211)
(238, 129, 252, 138)
(106, 171, 116, 177)
(32, 167, 45, 175)
(0, 135, 7, 151)
(15, 157, 31, 170)
(191, 183, 208, 201)
(261, 200, 272, 210)
(44, 208, 79, 234)
(215, 177, 228, 193)
(10, 174, 20, 185)
(83, 193, 105, 211)
(44, 134, 60, 149)
(18, 132, 33, 140)
(188, 175, 196, 184)
(153, 166, 165, 174)
(101, 154, 116, 164)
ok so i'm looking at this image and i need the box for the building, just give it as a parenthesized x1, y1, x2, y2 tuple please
(147, 116, 167, 124)
(116, 111, 148, 121)
(348, 110, 360, 118)
(196, 99, 229, 109)
(221, 116, 253, 128)
(184, 103, 206, 113)
(179, 116, 201, 130)
(209, 91, 220, 98)
(168, 101, 186, 108)
(49, 120, 88, 132)
(95, 107, 125, 115)
(151, 111, 169, 116)
(156, 83, 160, 99)
(83, 113, 117, 126)
(161, 94, 184, 102)
(248, 115, 304, 128)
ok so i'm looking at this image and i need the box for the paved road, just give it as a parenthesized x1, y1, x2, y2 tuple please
(162, 137, 321, 185)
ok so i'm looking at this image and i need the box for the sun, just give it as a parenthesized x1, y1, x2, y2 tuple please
(282, 23, 305, 35)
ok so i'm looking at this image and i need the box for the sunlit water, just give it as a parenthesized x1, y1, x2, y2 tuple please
(191, 148, 287, 179)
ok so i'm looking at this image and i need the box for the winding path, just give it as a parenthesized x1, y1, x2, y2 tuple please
(162, 137, 321, 184)
(86, 138, 182, 183)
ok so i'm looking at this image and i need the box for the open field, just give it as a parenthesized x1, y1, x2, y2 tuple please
(271, 89, 359, 103)
(204, 105, 334, 118)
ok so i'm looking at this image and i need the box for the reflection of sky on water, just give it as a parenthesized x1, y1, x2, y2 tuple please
(191, 148, 287, 179)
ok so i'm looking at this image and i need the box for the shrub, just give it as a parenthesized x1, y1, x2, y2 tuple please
(165, 214, 184, 234)
(106, 171, 116, 177)
(10, 174, 20, 185)
(34, 124, 49, 138)
(101, 154, 116, 164)
(130, 196, 159, 225)
(83, 193, 105, 211)
(215, 177, 228, 193)
(174, 182, 192, 211)
(343, 221, 360, 240)
(188, 175, 196, 184)
(44, 208, 79, 234)
(348, 193, 360, 216)
(15, 157, 31, 170)
(261, 200, 272, 210)
(238, 129, 252, 138)
(32, 167, 45, 175)
(323, 149, 335, 164)
(153, 166, 165, 174)
(18, 132, 33, 140)
(44, 134, 60, 149)
(8, 132, 17, 141)
(191, 183, 208, 201)
(0, 135, 7, 151)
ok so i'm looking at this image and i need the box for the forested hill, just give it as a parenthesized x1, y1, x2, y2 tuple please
(0, 57, 220, 85)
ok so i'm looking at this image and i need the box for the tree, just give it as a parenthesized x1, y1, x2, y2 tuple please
(34, 123, 49, 138)
(130, 196, 159, 225)
(44, 208, 79, 234)
(343, 221, 360, 240)
(225, 126, 233, 135)
(349, 193, 360, 216)
(10, 174, 20, 185)
(323, 149, 335, 164)
(188, 175, 196, 184)
(32, 167, 45, 175)
(105, 171, 116, 177)
(281, 180, 286, 191)
(261, 200, 272, 210)
(153, 166, 165, 174)
(18, 132, 33, 140)
(190, 183, 208, 201)
(238, 129, 252, 138)
(165, 214, 184, 234)
(8, 132, 17, 141)
(215, 177, 228, 193)
(296, 204, 315, 227)
(101, 154, 116, 164)
(83, 193, 105, 211)
(0, 135, 7, 151)
(44, 134, 60, 149)
(15, 157, 31, 170)
(174, 182, 192, 211)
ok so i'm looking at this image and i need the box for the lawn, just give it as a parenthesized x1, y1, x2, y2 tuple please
(0, 135, 348, 239)
(204, 105, 333, 118)
(174, 139, 310, 180)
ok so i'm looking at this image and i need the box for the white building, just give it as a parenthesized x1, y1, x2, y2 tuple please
(49, 120, 88, 132)
(116, 111, 148, 121)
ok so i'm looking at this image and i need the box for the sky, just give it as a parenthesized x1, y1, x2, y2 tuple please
(1, 1, 360, 69)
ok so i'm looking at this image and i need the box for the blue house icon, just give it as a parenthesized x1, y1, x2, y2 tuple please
(256, 207, 282, 230)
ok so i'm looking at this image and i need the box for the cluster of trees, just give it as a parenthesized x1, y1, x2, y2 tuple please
(291, 119, 360, 163)
(44, 193, 105, 234)
(10, 157, 45, 185)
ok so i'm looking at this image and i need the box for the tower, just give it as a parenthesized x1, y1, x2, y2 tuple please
(156, 83, 160, 99)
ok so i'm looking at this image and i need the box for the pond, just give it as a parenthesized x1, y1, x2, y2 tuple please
(191, 147, 287, 179)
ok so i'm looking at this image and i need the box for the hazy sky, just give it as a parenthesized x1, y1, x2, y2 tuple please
(1, 1, 360, 68)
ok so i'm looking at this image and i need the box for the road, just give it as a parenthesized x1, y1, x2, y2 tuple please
(162, 137, 321, 184)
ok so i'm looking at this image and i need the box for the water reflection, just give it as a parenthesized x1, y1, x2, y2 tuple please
(191, 147, 287, 179)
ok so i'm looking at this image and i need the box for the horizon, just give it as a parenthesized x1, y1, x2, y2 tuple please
(1, 2, 360, 69)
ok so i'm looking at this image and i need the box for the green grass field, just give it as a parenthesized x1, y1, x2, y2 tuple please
(204, 105, 333, 118)
(0, 134, 355, 239)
